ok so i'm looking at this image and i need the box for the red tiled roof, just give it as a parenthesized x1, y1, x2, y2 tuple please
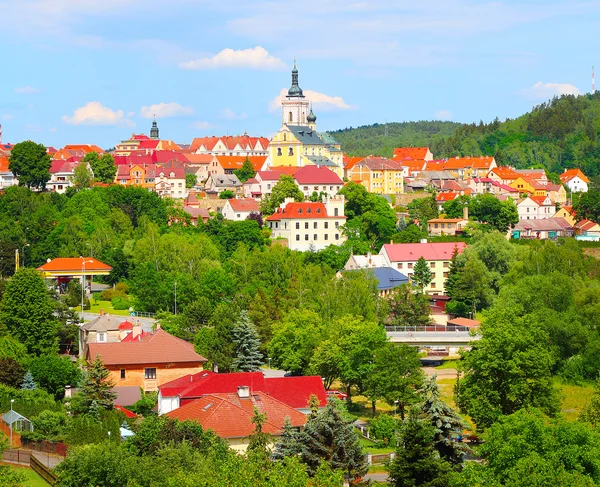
(120, 330, 150, 342)
(266, 202, 345, 221)
(118, 321, 133, 330)
(183, 206, 210, 221)
(160, 371, 268, 398)
(293, 165, 343, 185)
(0, 154, 9, 172)
(185, 154, 214, 165)
(393, 147, 430, 160)
(152, 151, 190, 164)
(87, 329, 207, 366)
(138, 140, 160, 150)
(190, 135, 270, 153)
(381, 242, 467, 262)
(446, 317, 481, 328)
(435, 192, 459, 202)
(489, 166, 520, 180)
(265, 376, 327, 408)
(560, 168, 590, 184)
(63, 144, 103, 154)
(216, 156, 267, 172)
(574, 219, 599, 231)
(115, 405, 137, 418)
(343, 155, 365, 171)
(166, 392, 306, 438)
(353, 156, 403, 171)
(37, 257, 112, 273)
(227, 198, 259, 212)
(529, 195, 551, 206)
(257, 167, 301, 181)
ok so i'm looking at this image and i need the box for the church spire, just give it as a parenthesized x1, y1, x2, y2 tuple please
(287, 58, 304, 97)
(150, 116, 159, 139)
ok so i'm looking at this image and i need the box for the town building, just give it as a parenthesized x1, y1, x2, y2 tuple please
(343, 253, 388, 270)
(378, 242, 468, 295)
(340, 267, 409, 297)
(560, 168, 589, 193)
(517, 196, 556, 220)
(190, 134, 270, 157)
(154, 161, 187, 199)
(554, 206, 576, 226)
(79, 316, 144, 359)
(574, 219, 600, 240)
(222, 198, 260, 221)
(348, 156, 404, 194)
(428, 217, 469, 237)
(266, 196, 347, 251)
(0, 153, 17, 189)
(204, 174, 243, 196)
(37, 257, 112, 294)
(48, 160, 93, 194)
(511, 218, 573, 240)
(292, 165, 344, 198)
(392, 147, 433, 162)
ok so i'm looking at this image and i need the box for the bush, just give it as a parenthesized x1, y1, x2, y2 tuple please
(28, 410, 68, 441)
(0, 357, 25, 388)
(111, 296, 132, 310)
(28, 355, 81, 399)
(98, 282, 129, 301)
(66, 410, 124, 445)
(129, 391, 158, 416)
(369, 413, 399, 445)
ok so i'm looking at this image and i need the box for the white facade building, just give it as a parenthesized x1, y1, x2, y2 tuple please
(517, 196, 556, 220)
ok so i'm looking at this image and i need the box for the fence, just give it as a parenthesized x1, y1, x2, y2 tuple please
(133, 311, 156, 319)
(21, 438, 67, 457)
(0, 420, 21, 448)
(2, 449, 31, 464)
(30, 455, 57, 485)
(385, 325, 471, 333)
(368, 453, 394, 465)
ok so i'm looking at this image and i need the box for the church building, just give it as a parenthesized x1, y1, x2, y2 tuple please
(267, 62, 344, 177)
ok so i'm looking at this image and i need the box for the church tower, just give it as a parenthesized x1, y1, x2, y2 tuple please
(281, 60, 310, 127)
(150, 118, 159, 139)
(307, 106, 317, 131)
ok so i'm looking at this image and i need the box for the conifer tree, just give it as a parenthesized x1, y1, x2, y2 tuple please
(444, 245, 464, 298)
(21, 370, 37, 390)
(74, 356, 117, 413)
(247, 407, 270, 456)
(272, 417, 301, 461)
(89, 400, 101, 423)
(421, 375, 469, 465)
(308, 394, 320, 419)
(412, 256, 433, 293)
(232, 311, 263, 372)
(299, 399, 367, 481)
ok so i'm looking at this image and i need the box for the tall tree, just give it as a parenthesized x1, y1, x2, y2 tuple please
(387, 285, 433, 327)
(272, 416, 301, 460)
(412, 256, 433, 293)
(468, 194, 518, 232)
(247, 407, 270, 456)
(185, 173, 197, 188)
(21, 370, 37, 390)
(71, 161, 93, 189)
(231, 310, 263, 372)
(299, 399, 368, 482)
(71, 356, 117, 414)
(407, 195, 439, 231)
(0, 357, 24, 388)
(233, 158, 256, 183)
(82, 152, 116, 184)
(364, 343, 424, 418)
(0, 268, 59, 355)
(260, 174, 304, 215)
(8, 140, 51, 189)
(580, 379, 600, 427)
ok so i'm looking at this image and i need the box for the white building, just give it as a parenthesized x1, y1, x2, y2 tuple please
(517, 196, 556, 220)
(560, 168, 589, 193)
(222, 198, 260, 221)
(265, 196, 347, 251)
(155, 164, 187, 199)
(48, 160, 92, 194)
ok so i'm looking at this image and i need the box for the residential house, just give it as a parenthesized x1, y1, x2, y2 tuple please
(79, 316, 141, 359)
(554, 206, 576, 226)
(574, 219, 600, 240)
(293, 165, 344, 198)
(343, 155, 365, 179)
(428, 217, 469, 237)
(340, 267, 409, 297)
(517, 196, 556, 220)
(86, 329, 208, 391)
(222, 198, 260, 221)
(431, 179, 469, 195)
(425, 156, 496, 179)
(510, 176, 547, 197)
(214, 156, 268, 174)
(378, 242, 468, 295)
(487, 166, 520, 186)
(158, 370, 327, 416)
(392, 147, 433, 162)
(344, 253, 388, 270)
(190, 134, 270, 157)
(155, 162, 187, 198)
(560, 168, 589, 193)
(398, 159, 428, 178)
(116, 163, 157, 190)
(242, 167, 299, 199)
(348, 156, 404, 194)
(204, 174, 243, 196)
(435, 192, 459, 211)
(165, 388, 307, 452)
(183, 206, 211, 226)
(0, 154, 17, 189)
(266, 196, 347, 251)
(48, 159, 92, 194)
(512, 218, 573, 240)
(185, 154, 216, 183)
(543, 183, 567, 205)
(515, 169, 547, 182)
(468, 178, 519, 198)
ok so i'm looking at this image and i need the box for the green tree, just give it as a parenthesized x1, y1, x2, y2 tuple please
(29, 355, 81, 399)
(247, 407, 270, 456)
(185, 173, 197, 188)
(231, 310, 263, 372)
(272, 416, 301, 460)
(0, 357, 24, 388)
(387, 285, 433, 327)
(580, 379, 600, 427)
(408, 196, 439, 231)
(71, 356, 117, 414)
(71, 161, 93, 190)
(21, 370, 37, 390)
(574, 189, 600, 222)
(83, 152, 116, 184)
(468, 194, 518, 232)
(0, 268, 59, 355)
(446, 253, 494, 317)
(412, 256, 433, 293)
(442, 195, 470, 219)
(387, 411, 452, 487)
(455, 311, 560, 429)
(233, 158, 256, 183)
(364, 343, 424, 418)
(8, 140, 51, 189)
(299, 399, 368, 481)
(261, 174, 304, 215)
(219, 190, 235, 199)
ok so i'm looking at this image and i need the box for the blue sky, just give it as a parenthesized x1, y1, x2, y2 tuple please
(0, 0, 598, 149)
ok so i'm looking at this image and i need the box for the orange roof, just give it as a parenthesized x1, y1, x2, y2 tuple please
(185, 154, 214, 165)
(37, 257, 112, 273)
(227, 198, 259, 212)
(529, 196, 551, 206)
(190, 135, 270, 153)
(560, 168, 590, 184)
(87, 329, 207, 366)
(393, 147, 430, 160)
(428, 218, 466, 223)
(0, 154, 9, 172)
(266, 201, 346, 221)
(435, 192, 459, 202)
(344, 156, 365, 171)
(424, 160, 446, 171)
(489, 166, 520, 180)
(63, 144, 103, 154)
(216, 156, 267, 172)
(400, 159, 427, 173)
(166, 391, 306, 438)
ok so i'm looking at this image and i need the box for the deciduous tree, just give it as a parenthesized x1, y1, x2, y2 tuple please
(387, 285, 432, 327)
(233, 159, 256, 183)
(9, 140, 51, 189)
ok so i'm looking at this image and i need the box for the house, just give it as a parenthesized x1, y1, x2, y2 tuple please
(183, 206, 211, 225)
(509, 176, 547, 197)
(214, 156, 268, 174)
(79, 316, 140, 359)
(243, 167, 300, 199)
(86, 329, 207, 392)
(468, 178, 519, 198)
(428, 217, 469, 237)
(158, 370, 327, 416)
(204, 174, 243, 196)
(554, 206, 576, 226)
(292, 165, 344, 198)
(190, 134, 270, 157)
(344, 254, 388, 270)
(511, 217, 573, 240)
(487, 166, 520, 186)
(517, 196, 556, 220)
(222, 198, 260, 221)
(543, 183, 567, 205)
(574, 219, 600, 240)
(435, 192, 459, 211)
(560, 168, 589, 193)
(425, 156, 496, 179)
(393, 147, 433, 162)
(48, 159, 92, 194)
(37, 257, 112, 294)
(348, 156, 404, 194)
(343, 155, 365, 179)
(116, 163, 157, 190)
(154, 162, 187, 199)
(340, 267, 409, 297)
(165, 388, 307, 452)
(0, 154, 17, 189)
(379, 242, 468, 295)
(265, 196, 347, 251)
(185, 154, 216, 183)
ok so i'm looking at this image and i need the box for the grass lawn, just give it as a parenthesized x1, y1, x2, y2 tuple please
(559, 382, 594, 422)
(1, 464, 48, 487)
(359, 437, 395, 455)
(76, 299, 132, 317)
(435, 359, 459, 370)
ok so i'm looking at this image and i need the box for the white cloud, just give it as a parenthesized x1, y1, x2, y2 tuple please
(523, 81, 581, 99)
(49, 127, 57, 133)
(220, 108, 247, 120)
(269, 88, 352, 112)
(434, 109, 452, 121)
(180, 46, 286, 71)
(140, 102, 194, 119)
(62, 101, 134, 127)
(191, 121, 213, 130)
(1, 114, 14, 121)
(15, 86, 41, 94)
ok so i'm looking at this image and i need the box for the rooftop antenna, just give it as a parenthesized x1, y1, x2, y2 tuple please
(593, 66, 596, 94)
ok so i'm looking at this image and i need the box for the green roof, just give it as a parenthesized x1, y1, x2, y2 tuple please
(319, 132, 340, 145)
(287, 125, 325, 145)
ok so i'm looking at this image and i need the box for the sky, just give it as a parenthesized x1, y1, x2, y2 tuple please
(0, 0, 599, 149)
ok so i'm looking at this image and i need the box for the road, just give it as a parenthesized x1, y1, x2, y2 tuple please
(81, 312, 156, 332)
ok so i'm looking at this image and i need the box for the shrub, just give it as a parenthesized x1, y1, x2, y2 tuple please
(99, 282, 129, 301)
(369, 413, 399, 445)
(111, 296, 132, 310)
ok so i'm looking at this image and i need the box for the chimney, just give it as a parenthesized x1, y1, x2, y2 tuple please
(237, 385, 250, 399)
(367, 252, 372, 265)
(64, 385, 72, 399)
(132, 325, 142, 339)
(463, 206, 469, 221)
(100, 309, 105, 316)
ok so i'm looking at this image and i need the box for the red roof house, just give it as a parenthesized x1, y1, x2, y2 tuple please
(222, 198, 260, 221)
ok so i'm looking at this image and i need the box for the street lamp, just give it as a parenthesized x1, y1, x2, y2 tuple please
(21, 243, 30, 268)
(394, 400, 399, 447)
(80, 258, 94, 323)
(9, 399, 14, 451)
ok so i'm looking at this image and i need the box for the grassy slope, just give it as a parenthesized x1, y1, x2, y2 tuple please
(2, 464, 48, 487)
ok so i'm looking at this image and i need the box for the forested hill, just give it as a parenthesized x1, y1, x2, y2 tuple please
(329, 121, 461, 158)
(330, 92, 600, 178)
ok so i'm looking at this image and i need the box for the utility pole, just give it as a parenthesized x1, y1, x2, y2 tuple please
(174, 281, 177, 315)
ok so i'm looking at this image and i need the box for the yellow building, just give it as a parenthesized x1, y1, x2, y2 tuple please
(510, 176, 547, 197)
(348, 156, 404, 194)
(268, 62, 343, 177)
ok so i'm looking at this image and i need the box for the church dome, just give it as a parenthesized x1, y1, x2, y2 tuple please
(307, 109, 317, 123)
(287, 60, 304, 97)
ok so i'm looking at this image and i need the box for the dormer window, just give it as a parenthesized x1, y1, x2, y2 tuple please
(316, 208, 321, 213)
(298, 208, 302, 214)
(307, 207, 312, 214)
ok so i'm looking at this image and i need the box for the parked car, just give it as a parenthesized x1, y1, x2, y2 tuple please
(326, 390, 348, 400)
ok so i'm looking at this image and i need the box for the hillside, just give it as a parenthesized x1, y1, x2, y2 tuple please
(329, 92, 600, 179)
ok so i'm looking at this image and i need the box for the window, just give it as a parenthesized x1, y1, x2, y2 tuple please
(431, 282, 436, 288)
(304, 186, 309, 191)
(324, 222, 329, 229)
(443, 262, 449, 268)
(335, 222, 339, 229)
(288, 147, 294, 156)
(120, 369, 126, 379)
(335, 234, 340, 240)
(305, 234, 309, 241)
(430, 262, 435, 269)
(296, 235, 300, 241)
(434, 223, 439, 229)
(408, 263, 413, 269)
(296, 222, 300, 229)
(277, 148, 282, 156)
(443, 272, 449, 278)
(145, 368, 157, 380)
(314, 222, 318, 229)
(237, 214, 241, 218)
(398, 263, 403, 269)
(325, 234, 328, 240)
(289, 111, 293, 122)
(97, 332, 107, 343)
(283, 133, 287, 141)
(334, 208, 339, 216)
